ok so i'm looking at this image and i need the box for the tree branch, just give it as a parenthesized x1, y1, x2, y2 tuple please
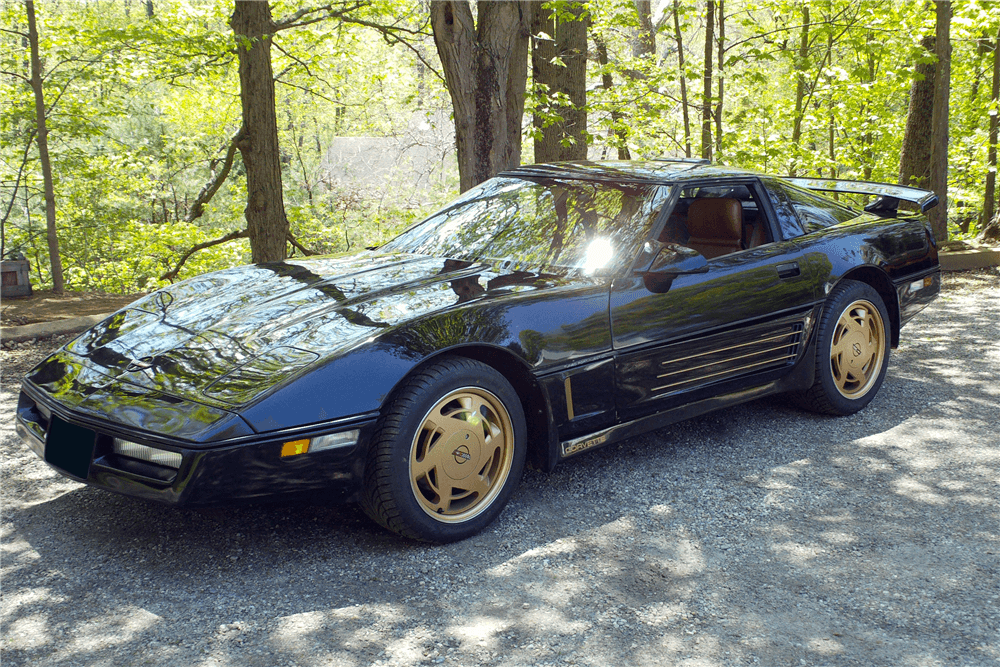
(274, 77, 338, 104)
(724, 18, 875, 54)
(160, 228, 249, 282)
(286, 231, 319, 256)
(341, 15, 442, 82)
(1, 69, 31, 83)
(1, 129, 37, 257)
(273, 41, 322, 80)
(185, 127, 248, 223)
(272, 2, 368, 32)
(272, 4, 438, 80)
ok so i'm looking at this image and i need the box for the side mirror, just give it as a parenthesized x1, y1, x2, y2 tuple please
(635, 244, 708, 293)
(637, 244, 709, 276)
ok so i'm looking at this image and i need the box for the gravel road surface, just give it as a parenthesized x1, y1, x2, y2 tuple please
(2, 269, 998, 667)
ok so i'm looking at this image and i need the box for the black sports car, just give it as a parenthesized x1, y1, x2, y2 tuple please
(16, 161, 940, 542)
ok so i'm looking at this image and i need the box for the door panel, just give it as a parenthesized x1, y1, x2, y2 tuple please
(612, 236, 821, 422)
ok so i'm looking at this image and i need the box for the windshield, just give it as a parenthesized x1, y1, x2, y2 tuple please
(382, 177, 668, 274)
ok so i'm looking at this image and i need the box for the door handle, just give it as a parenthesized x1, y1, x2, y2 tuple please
(776, 262, 800, 279)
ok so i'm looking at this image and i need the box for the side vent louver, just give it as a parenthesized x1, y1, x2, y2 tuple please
(653, 320, 804, 396)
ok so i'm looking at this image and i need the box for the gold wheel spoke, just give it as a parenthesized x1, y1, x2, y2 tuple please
(458, 394, 491, 433)
(409, 386, 515, 522)
(434, 479, 455, 513)
(831, 336, 850, 357)
(411, 429, 454, 479)
(411, 448, 441, 479)
(464, 473, 492, 499)
(423, 413, 466, 444)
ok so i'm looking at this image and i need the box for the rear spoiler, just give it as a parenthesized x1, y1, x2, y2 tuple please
(786, 177, 939, 216)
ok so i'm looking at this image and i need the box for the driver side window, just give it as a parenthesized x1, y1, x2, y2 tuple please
(658, 183, 771, 260)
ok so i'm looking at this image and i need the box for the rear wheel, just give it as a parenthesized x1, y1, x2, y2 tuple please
(361, 357, 526, 542)
(795, 280, 890, 415)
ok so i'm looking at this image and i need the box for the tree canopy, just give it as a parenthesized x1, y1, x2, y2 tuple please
(2, 0, 997, 293)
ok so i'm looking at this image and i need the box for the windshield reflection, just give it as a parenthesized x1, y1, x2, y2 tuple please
(383, 177, 666, 274)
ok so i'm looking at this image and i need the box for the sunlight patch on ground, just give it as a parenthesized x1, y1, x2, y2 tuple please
(449, 615, 509, 645)
(892, 478, 949, 505)
(275, 610, 327, 639)
(488, 535, 579, 576)
(818, 530, 856, 546)
(55, 607, 162, 657)
(806, 635, 845, 656)
(647, 535, 706, 577)
(2, 586, 66, 620)
(6, 612, 52, 649)
(771, 540, 825, 564)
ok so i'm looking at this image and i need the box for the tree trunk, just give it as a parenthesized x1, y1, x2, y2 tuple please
(970, 33, 991, 103)
(432, 1, 530, 192)
(790, 5, 810, 177)
(928, 1, 951, 243)
(899, 36, 936, 188)
(672, 0, 691, 157)
(714, 0, 724, 157)
(532, 1, 588, 163)
(594, 34, 631, 160)
(861, 31, 876, 182)
(701, 0, 714, 160)
(231, 0, 289, 263)
(827, 32, 837, 180)
(982, 30, 999, 242)
(25, 0, 64, 293)
(633, 0, 656, 59)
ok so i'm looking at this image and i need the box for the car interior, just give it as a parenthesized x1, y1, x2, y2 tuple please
(658, 184, 770, 259)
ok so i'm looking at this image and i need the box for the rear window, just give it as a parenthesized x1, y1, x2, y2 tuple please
(768, 181, 859, 236)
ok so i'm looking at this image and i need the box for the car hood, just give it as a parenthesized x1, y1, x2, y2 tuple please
(29, 252, 594, 411)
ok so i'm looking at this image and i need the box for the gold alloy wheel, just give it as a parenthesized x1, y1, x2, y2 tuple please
(830, 299, 886, 399)
(409, 387, 515, 523)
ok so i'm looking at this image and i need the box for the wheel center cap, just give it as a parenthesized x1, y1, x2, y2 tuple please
(842, 332, 870, 368)
(452, 444, 472, 464)
(442, 430, 479, 480)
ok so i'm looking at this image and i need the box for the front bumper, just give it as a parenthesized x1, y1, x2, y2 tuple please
(16, 386, 376, 507)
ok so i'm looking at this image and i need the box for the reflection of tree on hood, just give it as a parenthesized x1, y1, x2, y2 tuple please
(441, 259, 548, 303)
(441, 259, 486, 303)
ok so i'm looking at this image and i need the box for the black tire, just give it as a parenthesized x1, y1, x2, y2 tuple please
(361, 356, 526, 542)
(794, 280, 891, 416)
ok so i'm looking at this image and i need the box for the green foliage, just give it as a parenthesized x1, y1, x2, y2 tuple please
(2, 0, 449, 293)
(2, 0, 998, 295)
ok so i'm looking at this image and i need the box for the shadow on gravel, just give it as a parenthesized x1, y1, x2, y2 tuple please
(3, 281, 999, 667)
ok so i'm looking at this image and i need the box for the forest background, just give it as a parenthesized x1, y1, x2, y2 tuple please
(2, 0, 998, 295)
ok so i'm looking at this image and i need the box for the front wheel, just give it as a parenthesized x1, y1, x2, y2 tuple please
(794, 280, 891, 416)
(361, 356, 526, 542)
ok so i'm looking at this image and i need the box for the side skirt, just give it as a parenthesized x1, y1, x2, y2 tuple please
(558, 328, 819, 460)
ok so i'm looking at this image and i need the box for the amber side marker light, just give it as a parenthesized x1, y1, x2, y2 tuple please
(909, 275, 935, 293)
(281, 430, 360, 458)
(281, 439, 310, 457)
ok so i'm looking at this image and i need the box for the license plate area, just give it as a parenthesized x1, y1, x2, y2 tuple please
(45, 416, 96, 480)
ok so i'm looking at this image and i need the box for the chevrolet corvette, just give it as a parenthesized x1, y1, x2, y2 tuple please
(16, 161, 940, 542)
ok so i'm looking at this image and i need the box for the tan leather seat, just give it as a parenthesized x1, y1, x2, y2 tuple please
(744, 220, 765, 249)
(686, 198, 744, 259)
